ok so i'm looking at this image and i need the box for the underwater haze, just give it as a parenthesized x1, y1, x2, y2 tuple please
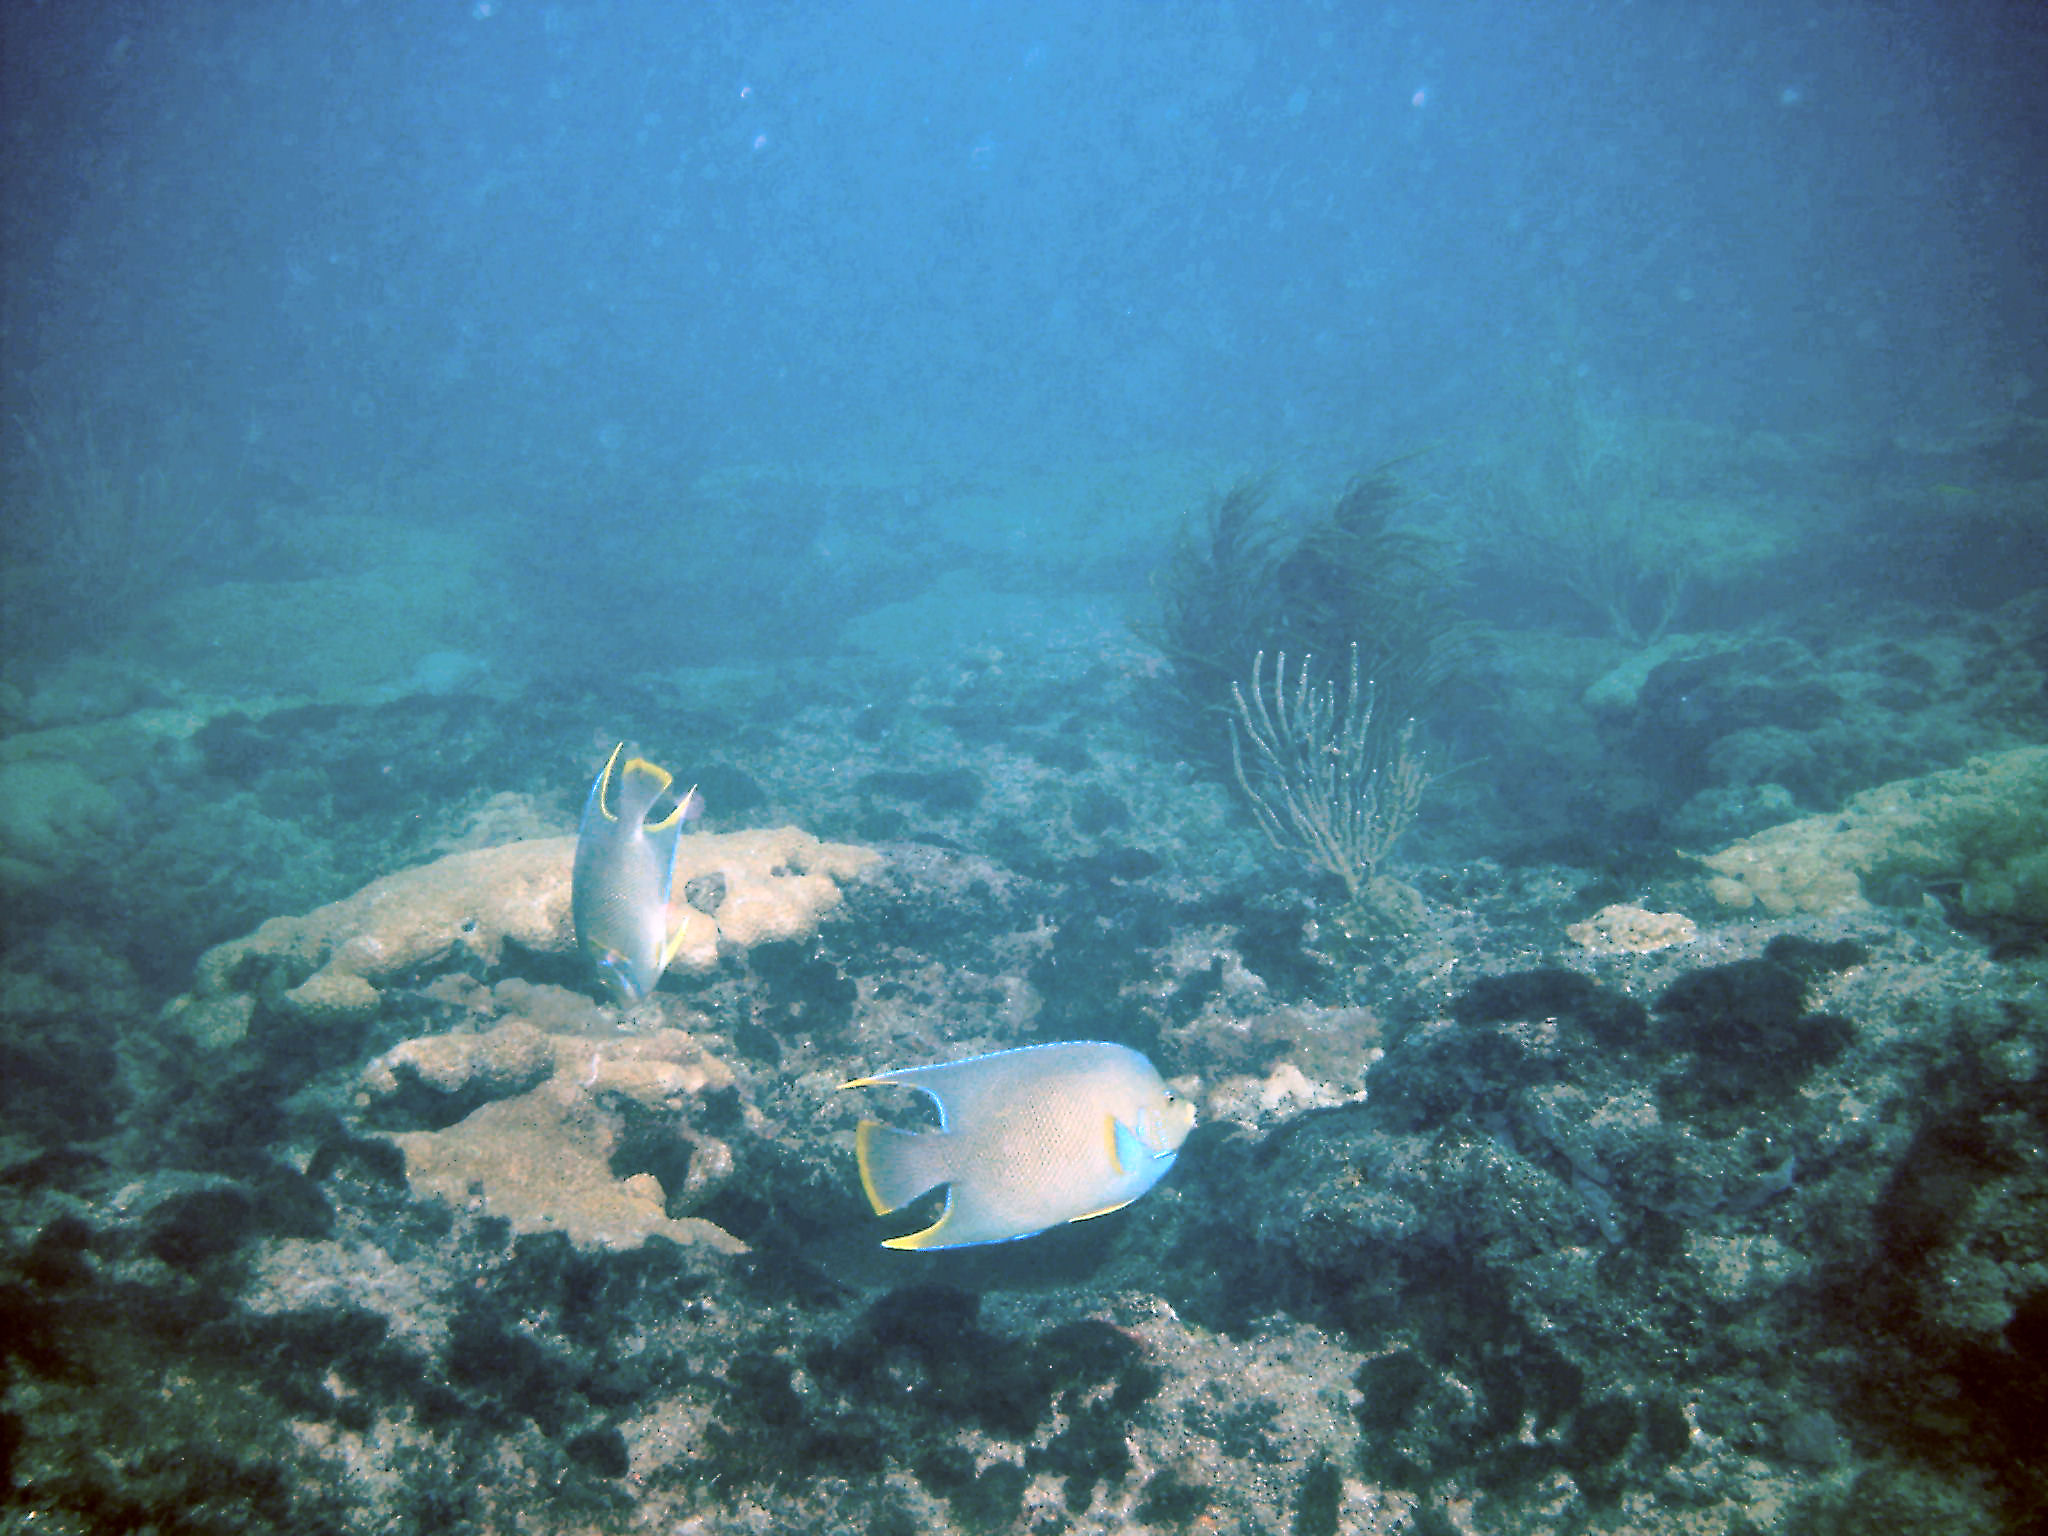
(3, 2, 2048, 1534)
(7, 1, 2043, 474)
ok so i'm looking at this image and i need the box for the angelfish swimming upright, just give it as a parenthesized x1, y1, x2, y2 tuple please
(841, 1041, 1196, 1250)
(572, 744, 703, 1006)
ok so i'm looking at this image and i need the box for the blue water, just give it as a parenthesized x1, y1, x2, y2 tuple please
(6, 1, 2039, 487)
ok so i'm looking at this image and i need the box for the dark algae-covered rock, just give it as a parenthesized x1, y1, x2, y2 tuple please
(688, 1285, 1165, 1524)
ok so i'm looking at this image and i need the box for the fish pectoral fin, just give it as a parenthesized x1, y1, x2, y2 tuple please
(1110, 1115, 1150, 1176)
(1072, 1198, 1138, 1223)
(592, 950, 644, 1005)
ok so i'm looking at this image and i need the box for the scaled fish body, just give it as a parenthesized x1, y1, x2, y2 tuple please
(841, 1040, 1195, 1250)
(572, 744, 702, 1006)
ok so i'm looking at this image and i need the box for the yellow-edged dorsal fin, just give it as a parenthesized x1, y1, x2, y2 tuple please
(594, 743, 627, 822)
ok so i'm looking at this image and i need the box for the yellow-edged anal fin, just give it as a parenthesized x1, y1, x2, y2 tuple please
(879, 1199, 955, 1250)
(1073, 1198, 1137, 1223)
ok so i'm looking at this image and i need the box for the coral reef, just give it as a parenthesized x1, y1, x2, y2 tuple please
(1700, 745, 2048, 920)
(3, 431, 2046, 1536)
(171, 837, 575, 1045)
(1567, 902, 1700, 954)
(1466, 376, 1793, 646)
(1148, 472, 1471, 934)
(0, 758, 119, 897)
(0, 705, 212, 899)
(4, 401, 221, 648)
(363, 1013, 747, 1254)
(1229, 643, 1430, 924)
(134, 822, 876, 1270)
(1147, 471, 1471, 759)
(658, 825, 883, 968)
(169, 826, 880, 1045)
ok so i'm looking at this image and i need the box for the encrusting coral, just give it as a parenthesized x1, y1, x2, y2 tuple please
(159, 824, 879, 1254)
(361, 1015, 749, 1254)
(1567, 903, 1700, 954)
(168, 827, 880, 1046)
(1700, 745, 2048, 921)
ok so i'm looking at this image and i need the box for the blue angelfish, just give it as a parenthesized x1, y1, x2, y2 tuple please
(572, 744, 703, 1006)
(841, 1040, 1196, 1250)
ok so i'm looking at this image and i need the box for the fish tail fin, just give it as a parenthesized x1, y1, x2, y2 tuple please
(853, 1120, 949, 1217)
(617, 757, 676, 821)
